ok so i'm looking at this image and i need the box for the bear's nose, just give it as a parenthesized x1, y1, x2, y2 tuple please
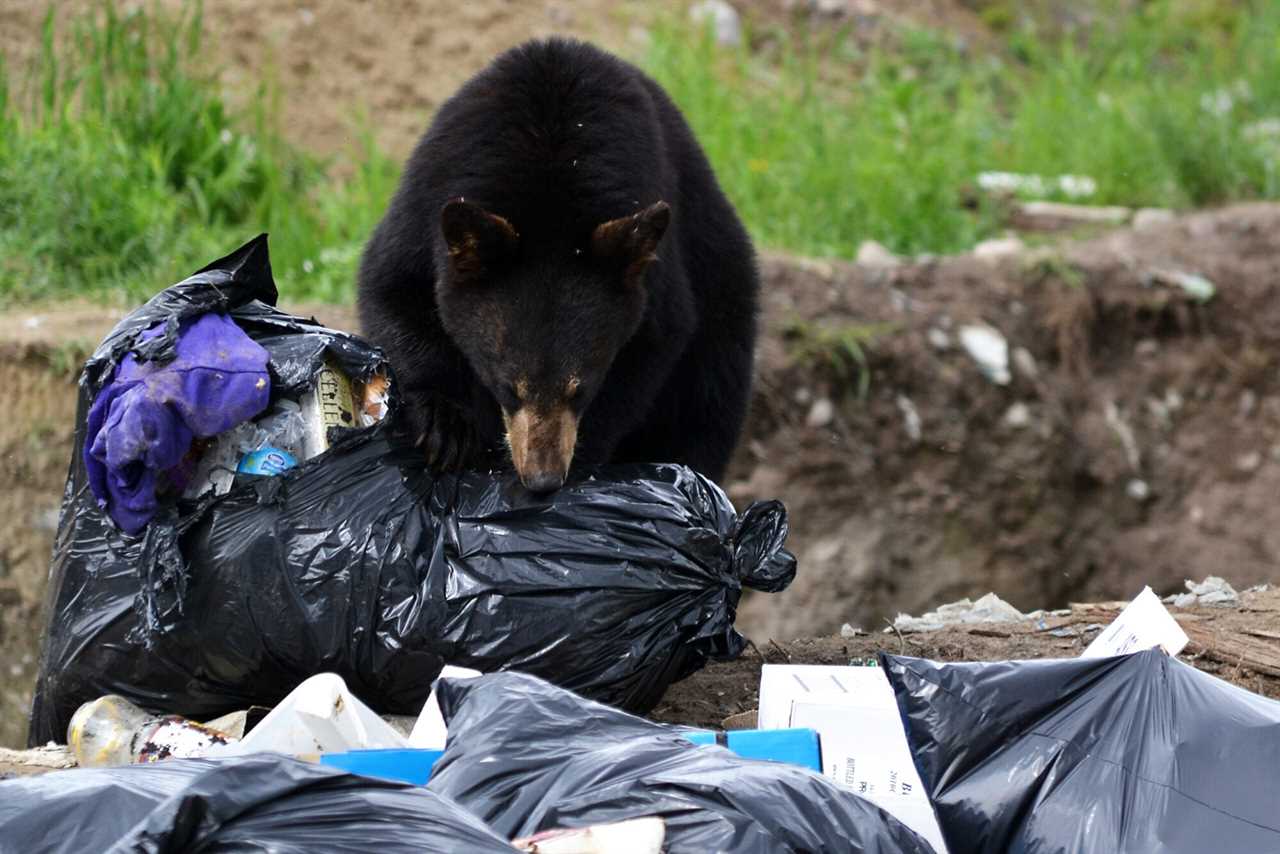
(522, 470, 565, 494)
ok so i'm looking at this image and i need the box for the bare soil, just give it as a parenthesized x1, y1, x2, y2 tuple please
(6, 207, 1280, 748)
(3, 1, 1279, 748)
(655, 586, 1280, 728)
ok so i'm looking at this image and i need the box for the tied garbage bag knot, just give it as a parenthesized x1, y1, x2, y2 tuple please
(84, 312, 271, 534)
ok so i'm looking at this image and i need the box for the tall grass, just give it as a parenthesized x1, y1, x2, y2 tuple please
(0, 3, 396, 304)
(647, 0, 1280, 257)
(1, 1, 1279, 304)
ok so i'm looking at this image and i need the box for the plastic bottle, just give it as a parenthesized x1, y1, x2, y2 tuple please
(68, 695, 237, 767)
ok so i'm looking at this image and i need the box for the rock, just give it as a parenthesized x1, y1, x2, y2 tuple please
(896, 395, 922, 443)
(855, 239, 900, 267)
(958, 324, 1010, 385)
(975, 171, 1097, 200)
(1148, 268, 1215, 303)
(1135, 338, 1159, 358)
(688, 0, 742, 47)
(1003, 402, 1031, 429)
(972, 236, 1024, 261)
(839, 623, 865, 638)
(1126, 478, 1151, 502)
(1239, 390, 1258, 418)
(1132, 208, 1175, 230)
(805, 397, 835, 429)
(1013, 201, 1131, 231)
(927, 328, 951, 350)
(1236, 451, 1263, 473)
(1012, 347, 1039, 380)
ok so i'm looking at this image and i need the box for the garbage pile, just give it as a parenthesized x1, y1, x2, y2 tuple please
(29, 235, 796, 746)
(10, 238, 1280, 853)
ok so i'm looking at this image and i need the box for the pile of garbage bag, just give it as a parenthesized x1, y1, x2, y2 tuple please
(29, 235, 796, 745)
(0, 755, 520, 853)
(880, 648, 1280, 853)
(426, 671, 936, 853)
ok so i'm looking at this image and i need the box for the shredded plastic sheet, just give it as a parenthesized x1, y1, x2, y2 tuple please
(426, 671, 936, 854)
(880, 649, 1280, 854)
(0, 754, 515, 852)
(30, 235, 796, 746)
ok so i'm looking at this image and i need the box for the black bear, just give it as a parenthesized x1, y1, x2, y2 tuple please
(358, 38, 758, 492)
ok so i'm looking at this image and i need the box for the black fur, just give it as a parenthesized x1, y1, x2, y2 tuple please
(357, 38, 758, 483)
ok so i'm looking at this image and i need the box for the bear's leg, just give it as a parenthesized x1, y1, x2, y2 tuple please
(614, 330, 754, 483)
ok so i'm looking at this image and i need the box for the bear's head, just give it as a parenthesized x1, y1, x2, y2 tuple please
(435, 197, 670, 492)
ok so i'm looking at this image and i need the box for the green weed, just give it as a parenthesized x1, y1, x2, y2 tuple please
(783, 319, 901, 399)
(2, 1, 1280, 305)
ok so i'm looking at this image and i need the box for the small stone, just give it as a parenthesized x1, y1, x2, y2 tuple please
(1164, 390, 1184, 412)
(1135, 338, 1159, 357)
(896, 395, 922, 443)
(1132, 208, 1175, 230)
(1004, 402, 1031, 428)
(1236, 451, 1262, 473)
(688, 0, 742, 47)
(1239, 390, 1258, 418)
(927, 328, 951, 350)
(855, 239, 900, 267)
(840, 623, 865, 638)
(972, 236, 1024, 261)
(806, 397, 835, 429)
(794, 387, 813, 405)
(958, 324, 1011, 385)
(1126, 479, 1151, 502)
(1012, 347, 1038, 380)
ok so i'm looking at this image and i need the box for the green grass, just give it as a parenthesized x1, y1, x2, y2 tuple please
(0, 2, 396, 305)
(650, 0, 1280, 257)
(1, 1, 1280, 304)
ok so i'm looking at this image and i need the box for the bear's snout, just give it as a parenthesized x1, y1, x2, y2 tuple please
(504, 404, 577, 493)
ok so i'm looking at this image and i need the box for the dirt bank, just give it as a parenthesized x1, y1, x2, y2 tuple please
(4, 205, 1280, 747)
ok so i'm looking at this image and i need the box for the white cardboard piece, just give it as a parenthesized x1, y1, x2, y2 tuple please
(408, 665, 484, 749)
(757, 664, 949, 853)
(1080, 586, 1189, 659)
(212, 673, 410, 757)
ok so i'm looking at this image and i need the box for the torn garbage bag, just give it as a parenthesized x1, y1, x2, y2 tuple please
(85, 313, 270, 533)
(426, 671, 936, 854)
(30, 234, 797, 746)
(0, 754, 516, 853)
(880, 649, 1280, 854)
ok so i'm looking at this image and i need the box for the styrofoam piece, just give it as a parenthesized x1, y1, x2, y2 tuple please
(212, 673, 410, 757)
(512, 817, 666, 853)
(408, 665, 483, 749)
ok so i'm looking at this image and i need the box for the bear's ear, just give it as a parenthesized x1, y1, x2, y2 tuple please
(591, 201, 670, 284)
(441, 199, 519, 279)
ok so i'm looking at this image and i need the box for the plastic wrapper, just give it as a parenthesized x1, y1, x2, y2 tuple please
(29, 234, 797, 746)
(0, 754, 516, 853)
(879, 649, 1280, 854)
(426, 671, 936, 854)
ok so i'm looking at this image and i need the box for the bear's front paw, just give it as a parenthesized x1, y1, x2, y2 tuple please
(415, 399, 482, 472)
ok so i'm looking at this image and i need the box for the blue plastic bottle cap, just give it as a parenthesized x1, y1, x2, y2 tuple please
(238, 447, 298, 476)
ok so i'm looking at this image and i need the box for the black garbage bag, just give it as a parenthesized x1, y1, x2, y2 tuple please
(30, 235, 796, 746)
(880, 649, 1280, 854)
(425, 671, 936, 854)
(0, 754, 515, 853)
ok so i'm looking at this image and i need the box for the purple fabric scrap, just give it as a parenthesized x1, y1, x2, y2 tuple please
(84, 313, 271, 534)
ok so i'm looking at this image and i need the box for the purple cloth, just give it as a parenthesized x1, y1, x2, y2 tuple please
(85, 313, 271, 534)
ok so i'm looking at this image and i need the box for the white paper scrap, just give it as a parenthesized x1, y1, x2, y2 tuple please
(1081, 586, 1189, 659)
(758, 665, 949, 853)
(408, 665, 483, 749)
